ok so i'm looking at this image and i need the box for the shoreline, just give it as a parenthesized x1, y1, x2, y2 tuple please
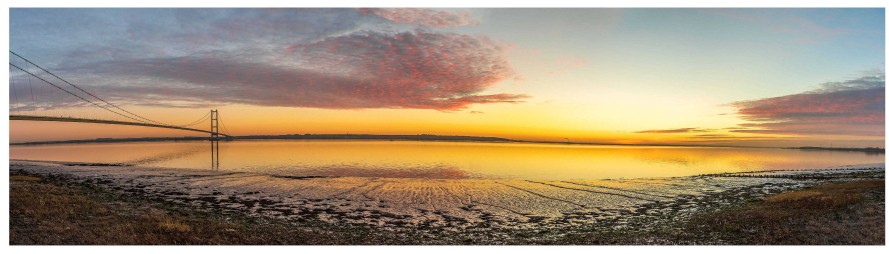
(9, 160, 885, 242)
(14, 134, 869, 152)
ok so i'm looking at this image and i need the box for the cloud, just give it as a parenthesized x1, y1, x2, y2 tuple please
(10, 9, 525, 111)
(65, 30, 526, 110)
(358, 8, 479, 28)
(11, 9, 374, 64)
(635, 127, 714, 134)
(730, 74, 884, 137)
(688, 134, 774, 140)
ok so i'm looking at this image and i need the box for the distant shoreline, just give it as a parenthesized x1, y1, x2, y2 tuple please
(789, 146, 885, 154)
(9, 133, 884, 153)
(10, 134, 517, 146)
(8, 133, 758, 149)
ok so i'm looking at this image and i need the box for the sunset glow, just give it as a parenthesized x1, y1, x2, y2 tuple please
(7, 5, 888, 246)
(8, 8, 885, 147)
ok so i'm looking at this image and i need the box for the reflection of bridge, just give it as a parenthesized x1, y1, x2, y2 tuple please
(8, 51, 232, 139)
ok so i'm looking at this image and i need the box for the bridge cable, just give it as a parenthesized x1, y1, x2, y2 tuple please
(25, 60, 36, 112)
(175, 111, 211, 128)
(10, 69, 19, 112)
(11, 52, 223, 131)
(9, 63, 148, 124)
(218, 115, 232, 136)
(10, 51, 168, 126)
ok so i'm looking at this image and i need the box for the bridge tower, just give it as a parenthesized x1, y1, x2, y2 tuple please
(210, 109, 219, 140)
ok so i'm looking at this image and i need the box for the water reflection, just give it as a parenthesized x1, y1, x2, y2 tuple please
(211, 140, 220, 170)
(8, 140, 885, 180)
(123, 147, 204, 165)
(300, 164, 471, 179)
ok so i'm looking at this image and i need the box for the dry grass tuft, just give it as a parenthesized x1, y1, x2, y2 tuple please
(765, 190, 822, 202)
(10, 175, 42, 181)
(158, 220, 192, 232)
(765, 189, 862, 209)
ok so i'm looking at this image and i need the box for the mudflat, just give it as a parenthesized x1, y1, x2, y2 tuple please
(9, 160, 885, 244)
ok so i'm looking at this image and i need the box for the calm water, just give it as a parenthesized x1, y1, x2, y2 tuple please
(9, 140, 884, 180)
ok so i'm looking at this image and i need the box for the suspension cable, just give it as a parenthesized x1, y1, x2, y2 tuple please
(219, 115, 232, 136)
(10, 51, 168, 126)
(11, 52, 223, 132)
(25, 60, 35, 112)
(175, 111, 211, 128)
(11, 69, 19, 111)
(9, 62, 148, 124)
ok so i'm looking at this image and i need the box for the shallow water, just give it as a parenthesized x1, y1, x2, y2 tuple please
(10, 140, 883, 180)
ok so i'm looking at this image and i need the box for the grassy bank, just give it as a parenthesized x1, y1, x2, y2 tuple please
(9, 173, 416, 245)
(682, 179, 884, 244)
(561, 179, 885, 244)
(9, 171, 885, 245)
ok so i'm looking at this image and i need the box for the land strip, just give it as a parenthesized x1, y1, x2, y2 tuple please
(9, 160, 885, 244)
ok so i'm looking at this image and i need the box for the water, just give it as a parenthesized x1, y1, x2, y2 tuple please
(9, 140, 883, 180)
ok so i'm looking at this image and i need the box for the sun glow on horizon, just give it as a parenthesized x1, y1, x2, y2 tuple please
(7, 8, 885, 148)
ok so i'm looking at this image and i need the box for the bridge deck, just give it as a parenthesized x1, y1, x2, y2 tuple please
(10, 115, 230, 137)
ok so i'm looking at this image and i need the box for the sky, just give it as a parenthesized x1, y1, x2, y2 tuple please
(7, 8, 886, 147)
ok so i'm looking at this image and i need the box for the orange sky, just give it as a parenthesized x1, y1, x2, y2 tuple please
(9, 103, 883, 148)
(7, 8, 886, 148)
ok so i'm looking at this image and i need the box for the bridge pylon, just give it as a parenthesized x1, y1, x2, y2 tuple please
(210, 109, 219, 140)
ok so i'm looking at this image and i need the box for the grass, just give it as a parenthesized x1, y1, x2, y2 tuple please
(10, 175, 42, 181)
(553, 180, 885, 245)
(157, 219, 193, 233)
(681, 180, 885, 245)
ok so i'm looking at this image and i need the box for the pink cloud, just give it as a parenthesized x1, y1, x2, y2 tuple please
(358, 8, 479, 28)
(69, 30, 526, 110)
(730, 74, 884, 137)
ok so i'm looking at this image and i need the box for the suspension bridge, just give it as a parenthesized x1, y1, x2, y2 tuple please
(8, 51, 232, 139)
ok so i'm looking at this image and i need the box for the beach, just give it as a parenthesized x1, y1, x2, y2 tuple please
(9, 160, 884, 244)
